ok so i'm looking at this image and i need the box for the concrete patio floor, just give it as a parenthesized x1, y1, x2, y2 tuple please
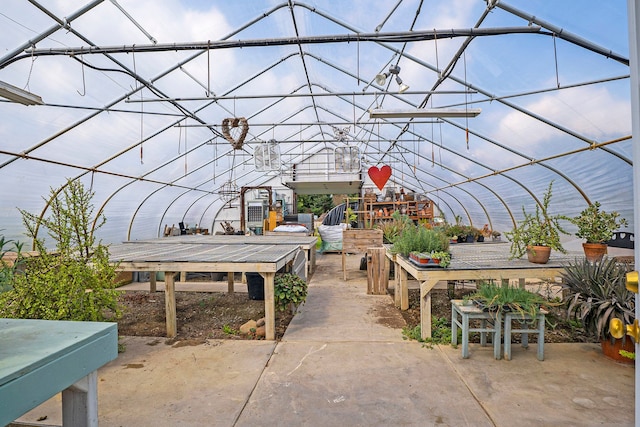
(13, 252, 635, 426)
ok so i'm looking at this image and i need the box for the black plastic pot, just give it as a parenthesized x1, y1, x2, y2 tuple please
(245, 272, 264, 300)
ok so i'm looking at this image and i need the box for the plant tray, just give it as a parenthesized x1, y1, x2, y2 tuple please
(408, 256, 444, 269)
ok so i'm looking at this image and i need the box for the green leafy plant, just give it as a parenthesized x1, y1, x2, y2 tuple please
(0, 233, 24, 293)
(402, 317, 460, 348)
(561, 257, 635, 343)
(0, 179, 122, 322)
(567, 202, 628, 243)
(468, 282, 548, 319)
(274, 272, 308, 313)
(505, 181, 569, 259)
(619, 349, 635, 360)
(375, 211, 413, 244)
(222, 324, 239, 335)
(391, 224, 450, 257)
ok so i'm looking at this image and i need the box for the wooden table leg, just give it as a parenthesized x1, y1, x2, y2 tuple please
(398, 266, 409, 310)
(150, 273, 157, 293)
(420, 279, 440, 340)
(227, 272, 234, 294)
(263, 272, 275, 340)
(62, 371, 98, 427)
(164, 271, 177, 338)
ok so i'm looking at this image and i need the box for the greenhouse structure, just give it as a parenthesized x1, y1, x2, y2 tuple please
(1, 1, 639, 425)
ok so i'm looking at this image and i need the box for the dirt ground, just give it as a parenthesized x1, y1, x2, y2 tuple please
(115, 284, 595, 344)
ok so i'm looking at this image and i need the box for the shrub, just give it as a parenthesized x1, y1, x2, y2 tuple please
(0, 179, 122, 322)
(274, 272, 308, 313)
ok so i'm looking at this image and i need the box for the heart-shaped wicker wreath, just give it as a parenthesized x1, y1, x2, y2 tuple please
(221, 117, 249, 149)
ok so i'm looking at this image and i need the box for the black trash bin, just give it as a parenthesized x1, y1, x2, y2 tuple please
(245, 272, 264, 300)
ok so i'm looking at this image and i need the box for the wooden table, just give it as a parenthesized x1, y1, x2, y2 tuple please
(388, 242, 581, 339)
(109, 242, 301, 340)
(0, 319, 118, 427)
(130, 234, 318, 279)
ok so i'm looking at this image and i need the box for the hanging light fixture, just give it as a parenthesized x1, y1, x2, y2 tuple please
(374, 65, 409, 93)
(0, 80, 43, 105)
(369, 108, 481, 118)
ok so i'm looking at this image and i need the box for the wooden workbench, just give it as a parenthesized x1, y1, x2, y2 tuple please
(129, 234, 318, 278)
(0, 319, 118, 426)
(388, 242, 581, 339)
(109, 242, 301, 340)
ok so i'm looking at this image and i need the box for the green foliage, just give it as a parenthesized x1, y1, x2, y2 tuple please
(274, 272, 308, 312)
(561, 257, 634, 342)
(297, 194, 334, 217)
(222, 324, 239, 335)
(391, 224, 450, 257)
(402, 317, 460, 348)
(0, 179, 122, 322)
(375, 211, 413, 244)
(619, 349, 635, 360)
(468, 282, 548, 318)
(568, 202, 628, 243)
(0, 233, 24, 293)
(505, 181, 569, 259)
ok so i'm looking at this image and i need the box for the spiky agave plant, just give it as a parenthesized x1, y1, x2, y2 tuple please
(561, 257, 635, 343)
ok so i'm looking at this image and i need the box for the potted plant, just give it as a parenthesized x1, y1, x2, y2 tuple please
(505, 181, 569, 264)
(567, 202, 628, 263)
(409, 250, 451, 268)
(561, 257, 635, 364)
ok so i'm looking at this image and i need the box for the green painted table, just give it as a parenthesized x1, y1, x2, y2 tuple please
(0, 319, 118, 426)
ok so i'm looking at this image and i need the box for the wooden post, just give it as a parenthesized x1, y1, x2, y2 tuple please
(149, 273, 157, 293)
(367, 247, 388, 295)
(263, 272, 275, 340)
(227, 272, 234, 294)
(164, 271, 177, 338)
(398, 267, 409, 310)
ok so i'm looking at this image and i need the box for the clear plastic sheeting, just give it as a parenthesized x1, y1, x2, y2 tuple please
(0, 1, 633, 245)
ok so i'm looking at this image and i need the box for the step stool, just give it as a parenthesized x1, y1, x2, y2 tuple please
(451, 300, 502, 359)
(503, 309, 547, 361)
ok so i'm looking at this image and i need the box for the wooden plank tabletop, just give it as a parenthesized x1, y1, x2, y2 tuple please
(126, 234, 318, 248)
(109, 242, 300, 264)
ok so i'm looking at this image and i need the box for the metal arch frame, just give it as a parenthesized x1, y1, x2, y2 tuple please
(1, 0, 632, 241)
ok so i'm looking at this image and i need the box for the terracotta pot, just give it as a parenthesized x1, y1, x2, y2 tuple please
(601, 337, 635, 365)
(582, 242, 608, 263)
(526, 245, 551, 264)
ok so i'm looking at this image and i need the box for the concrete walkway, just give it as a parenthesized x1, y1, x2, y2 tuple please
(14, 252, 635, 426)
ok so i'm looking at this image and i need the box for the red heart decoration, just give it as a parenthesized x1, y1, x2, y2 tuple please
(368, 165, 392, 190)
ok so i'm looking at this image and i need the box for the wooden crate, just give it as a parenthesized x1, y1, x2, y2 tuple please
(341, 229, 383, 280)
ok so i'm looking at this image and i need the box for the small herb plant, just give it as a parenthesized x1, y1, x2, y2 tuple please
(567, 202, 628, 243)
(274, 272, 308, 313)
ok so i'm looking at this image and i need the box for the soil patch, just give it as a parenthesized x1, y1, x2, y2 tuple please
(116, 291, 294, 343)
(115, 285, 595, 344)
